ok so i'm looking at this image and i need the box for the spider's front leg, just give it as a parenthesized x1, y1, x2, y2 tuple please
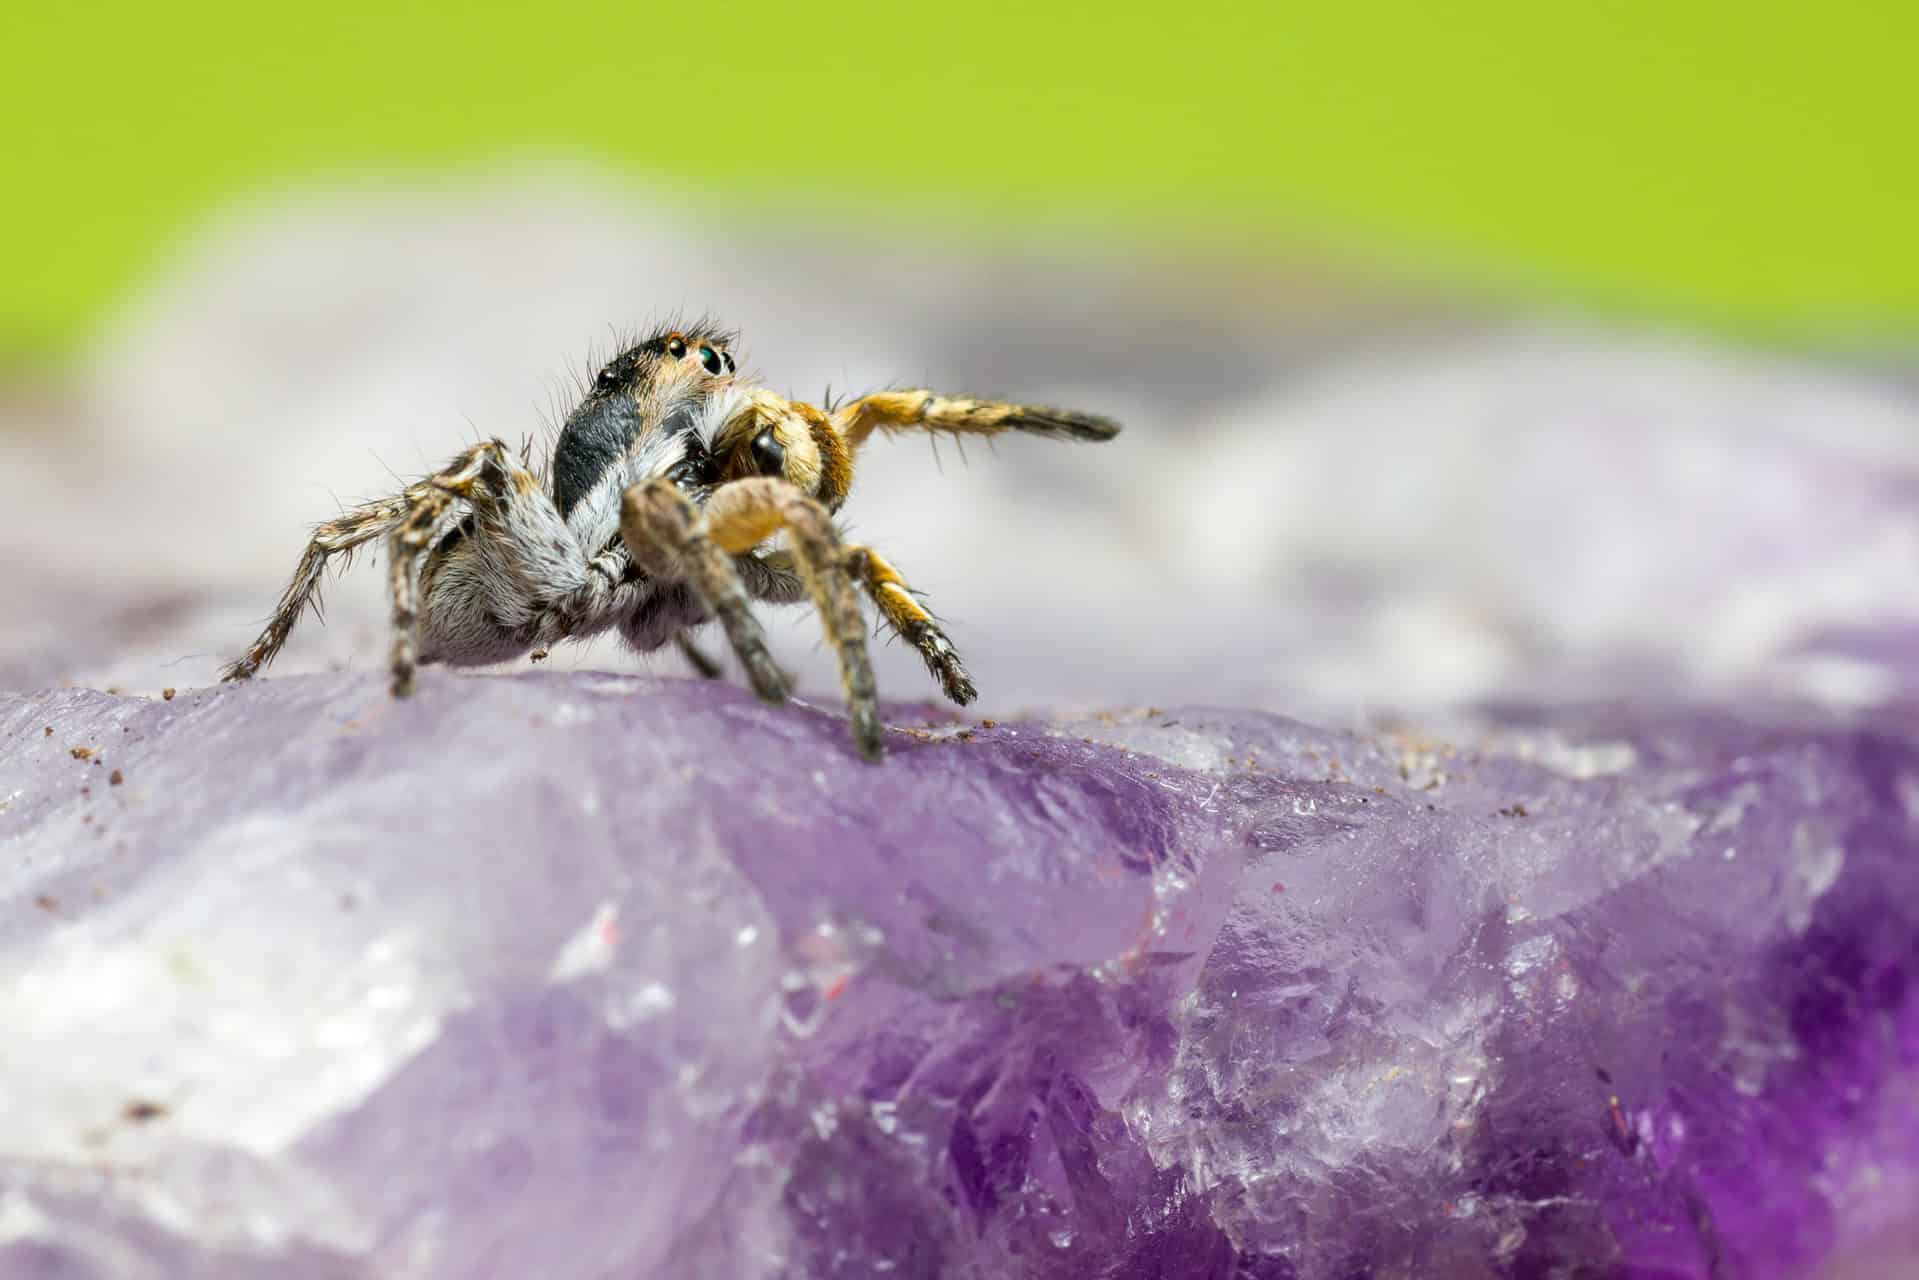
(672, 631, 726, 680)
(622, 477, 883, 761)
(831, 389, 1121, 451)
(620, 482, 791, 708)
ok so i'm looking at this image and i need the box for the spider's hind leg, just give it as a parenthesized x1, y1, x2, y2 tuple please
(386, 440, 556, 697)
(387, 484, 464, 697)
(222, 495, 408, 682)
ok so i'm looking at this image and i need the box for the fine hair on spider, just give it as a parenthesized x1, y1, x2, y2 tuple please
(222, 322, 1121, 761)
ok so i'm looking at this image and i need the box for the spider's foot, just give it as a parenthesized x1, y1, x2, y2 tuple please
(905, 624, 976, 706)
(849, 704, 886, 763)
(936, 656, 977, 707)
(738, 651, 790, 704)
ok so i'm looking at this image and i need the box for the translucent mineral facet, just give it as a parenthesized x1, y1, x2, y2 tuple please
(2, 674, 1913, 1277)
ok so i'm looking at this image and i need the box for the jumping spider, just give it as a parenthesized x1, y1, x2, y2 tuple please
(222, 323, 1120, 760)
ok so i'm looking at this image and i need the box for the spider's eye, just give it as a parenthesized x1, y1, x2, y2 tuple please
(750, 428, 786, 477)
(665, 336, 686, 358)
(595, 365, 621, 390)
(699, 345, 724, 375)
(721, 350, 736, 373)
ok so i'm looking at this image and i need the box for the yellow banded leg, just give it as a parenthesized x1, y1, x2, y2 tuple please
(844, 545, 976, 706)
(831, 389, 1120, 451)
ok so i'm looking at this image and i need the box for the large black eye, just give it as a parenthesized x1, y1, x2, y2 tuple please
(721, 350, 736, 373)
(699, 345, 724, 375)
(665, 336, 686, 358)
(750, 428, 785, 476)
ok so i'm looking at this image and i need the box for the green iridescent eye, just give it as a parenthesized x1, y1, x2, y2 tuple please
(698, 345, 723, 375)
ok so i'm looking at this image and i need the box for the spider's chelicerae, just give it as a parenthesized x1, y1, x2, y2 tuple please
(222, 323, 1120, 760)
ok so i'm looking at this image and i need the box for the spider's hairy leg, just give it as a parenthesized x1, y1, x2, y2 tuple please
(738, 548, 809, 607)
(673, 631, 724, 680)
(844, 544, 975, 706)
(702, 478, 882, 760)
(625, 477, 885, 761)
(621, 480, 791, 708)
(387, 496, 456, 697)
(222, 495, 408, 682)
(830, 390, 1121, 452)
(385, 440, 515, 697)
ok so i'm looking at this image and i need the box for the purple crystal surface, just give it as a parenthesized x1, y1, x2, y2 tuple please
(2, 672, 1914, 1278)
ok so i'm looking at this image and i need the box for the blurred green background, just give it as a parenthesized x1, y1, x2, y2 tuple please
(5, 1, 1914, 358)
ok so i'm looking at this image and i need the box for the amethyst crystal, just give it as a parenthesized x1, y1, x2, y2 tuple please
(1, 672, 1913, 1278)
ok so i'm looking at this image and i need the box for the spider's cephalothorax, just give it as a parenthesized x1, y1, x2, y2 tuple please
(222, 323, 1120, 760)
